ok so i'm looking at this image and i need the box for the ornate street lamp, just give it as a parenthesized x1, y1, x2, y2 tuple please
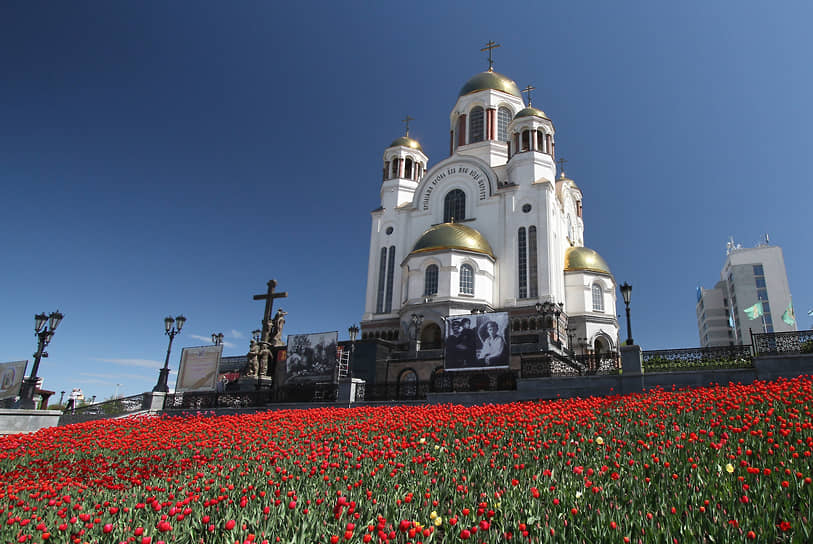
(211, 332, 224, 346)
(153, 315, 186, 393)
(19, 310, 64, 409)
(620, 282, 633, 345)
(535, 301, 563, 348)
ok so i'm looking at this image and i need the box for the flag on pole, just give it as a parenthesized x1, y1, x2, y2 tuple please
(782, 302, 796, 326)
(728, 313, 735, 329)
(744, 302, 764, 320)
(808, 308, 813, 317)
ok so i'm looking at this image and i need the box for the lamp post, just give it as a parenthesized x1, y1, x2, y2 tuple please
(211, 332, 224, 346)
(153, 315, 186, 393)
(410, 313, 424, 352)
(620, 282, 633, 345)
(19, 310, 64, 409)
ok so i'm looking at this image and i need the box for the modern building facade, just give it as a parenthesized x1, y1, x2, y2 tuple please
(360, 62, 620, 379)
(697, 238, 795, 347)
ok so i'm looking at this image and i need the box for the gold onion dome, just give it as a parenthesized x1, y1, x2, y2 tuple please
(390, 136, 423, 151)
(458, 70, 522, 98)
(410, 223, 494, 258)
(564, 247, 612, 275)
(515, 106, 549, 120)
(558, 171, 580, 192)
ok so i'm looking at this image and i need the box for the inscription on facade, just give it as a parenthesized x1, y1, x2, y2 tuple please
(421, 163, 490, 210)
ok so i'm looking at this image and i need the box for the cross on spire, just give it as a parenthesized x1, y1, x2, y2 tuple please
(557, 157, 568, 177)
(522, 84, 536, 106)
(402, 115, 414, 137)
(480, 40, 500, 71)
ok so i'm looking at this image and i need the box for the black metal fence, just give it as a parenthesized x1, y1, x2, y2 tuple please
(751, 329, 813, 356)
(164, 390, 273, 410)
(362, 370, 518, 401)
(59, 393, 146, 423)
(642, 345, 753, 373)
(521, 352, 620, 378)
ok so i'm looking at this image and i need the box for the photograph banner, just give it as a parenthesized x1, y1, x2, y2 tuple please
(0, 360, 28, 401)
(444, 312, 510, 371)
(176, 345, 223, 392)
(285, 332, 338, 385)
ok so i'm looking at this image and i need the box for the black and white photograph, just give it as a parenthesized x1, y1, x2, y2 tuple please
(284, 331, 338, 385)
(444, 312, 509, 370)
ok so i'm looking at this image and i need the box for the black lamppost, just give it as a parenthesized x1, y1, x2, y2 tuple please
(620, 282, 633, 345)
(19, 310, 64, 409)
(211, 332, 224, 346)
(153, 315, 186, 393)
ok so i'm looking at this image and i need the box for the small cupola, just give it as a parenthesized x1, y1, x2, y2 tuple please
(507, 86, 555, 160)
(383, 116, 428, 183)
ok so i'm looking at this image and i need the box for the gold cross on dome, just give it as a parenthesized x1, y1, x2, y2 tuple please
(522, 84, 536, 106)
(402, 115, 414, 136)
(557, 157, 568, 177)
(480, 40, 500, 71)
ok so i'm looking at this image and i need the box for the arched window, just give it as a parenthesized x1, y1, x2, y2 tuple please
(391, 160, 398, 178)
(398, 369, 418, 399)
(592, 283, 604, 312)
(528, 226, 538, 298)
(404, 158, 413, 179)
(469, 106, 484, 143)
(497, 107, 512, 141)
(460, 264, 474, 295)
(383, 161, 390, 180)
(521, 130, 530, 152)
(376, 246, 396, 313)
(443, 189, 466, 223)
(385, 246, 395, 313)
(518, 227, 527, 298)
(537, 130, 546, 152)
(424, 265, 438, 296)
(376, 247, 388, 313)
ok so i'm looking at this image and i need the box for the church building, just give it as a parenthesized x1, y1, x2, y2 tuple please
(360, 56, 619, 383)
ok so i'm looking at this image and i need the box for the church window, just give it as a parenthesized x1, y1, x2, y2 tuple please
(460, 264, 474, 295)
(443, 189, 465, 223)
(518, 227, 527, 298)
(398, 369, 418, 399)
(537, 130, 546, 152)
(576, 200, 582, 218)
(404, 158, 413, 180)
(521, 130, 530, 152)
(469, 107, 484, 143)
(522, 204, 532, 213)
(385, 226, 393, 235)
(391, 160, 398, 178)
(592, 283, 604, 312)
(528, 226, 538, 298)
(384, 161, 390, 180)
(385, 246, 395, 312)
(424, 265, 438, 296)
(376, 247, 388, 313)
(497, 107, 512, 141)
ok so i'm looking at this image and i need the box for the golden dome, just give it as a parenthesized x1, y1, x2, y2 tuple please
(515, 106, 549, 120)
(410, 223, 494, 258)
(558, 171, 580, 192)
(390, 136, 423, 151)
(458, 70, 522, 98)
(564, 247, 612, 275)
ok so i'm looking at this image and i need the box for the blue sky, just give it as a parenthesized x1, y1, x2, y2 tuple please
(2, 1, 811, 401)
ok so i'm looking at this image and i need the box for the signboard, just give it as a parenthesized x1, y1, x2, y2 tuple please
(284, 331, 338, 385)
(444, 312, 510, 371)
(176, 345, 223, 392)
(0, 360, 27, 401)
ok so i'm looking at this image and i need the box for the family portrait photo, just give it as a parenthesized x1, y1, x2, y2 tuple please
(444, 312, 510, 370)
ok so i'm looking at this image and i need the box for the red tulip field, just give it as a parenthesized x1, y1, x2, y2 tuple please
(1, 376, 812, 543)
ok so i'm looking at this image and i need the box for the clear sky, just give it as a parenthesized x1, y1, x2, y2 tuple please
(2, 1, 811, 401)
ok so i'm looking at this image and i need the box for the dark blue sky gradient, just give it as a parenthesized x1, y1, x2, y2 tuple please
(2, 1, 811, 399)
